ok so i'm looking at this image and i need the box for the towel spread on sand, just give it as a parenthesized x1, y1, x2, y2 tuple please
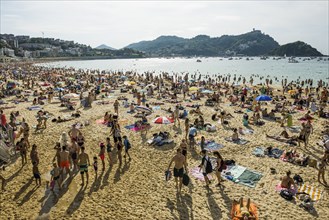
(27, 106, 42, 111)
(204, 141, 224, 152)
(252, 147, 265, 157)
(190, 167, 214, 181)
(225, 137, 249, 145)
(152, 106, 161, 111)
(297, 184, 323, 201)
(224, 165, 262, 188)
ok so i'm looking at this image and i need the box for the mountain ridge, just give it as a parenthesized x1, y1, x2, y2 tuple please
(125, 30, 323, 57)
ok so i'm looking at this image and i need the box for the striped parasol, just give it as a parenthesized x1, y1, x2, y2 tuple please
(153, 116, 174, 124)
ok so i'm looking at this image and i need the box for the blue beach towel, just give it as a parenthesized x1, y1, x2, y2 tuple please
(124, 124, 135, 130)
(252, 147, 265, 157)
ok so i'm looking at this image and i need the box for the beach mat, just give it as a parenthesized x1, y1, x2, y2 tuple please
(224, 165, 262, 188)
(297, 184, 323, 201)
(225, 137, 249, 145)
(190, 167, 213, 181)
(27, 106, 42, 111)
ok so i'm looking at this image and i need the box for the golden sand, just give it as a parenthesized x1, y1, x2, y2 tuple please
(0, 87, 328, 220)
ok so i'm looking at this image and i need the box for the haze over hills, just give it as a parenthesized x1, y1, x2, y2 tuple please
(95, 44, 116, 50)
(125, 30, 323, 57)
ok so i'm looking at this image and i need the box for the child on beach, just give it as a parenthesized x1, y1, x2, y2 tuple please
(33, 161, 41, 186)
(123, 135, 131, 160)
(99, 143, 105, 171)
(50, 162, 61, 190)
(93, 156, 98, 174)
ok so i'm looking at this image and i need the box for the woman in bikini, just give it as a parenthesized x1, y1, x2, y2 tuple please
(214, 151, 224, 187)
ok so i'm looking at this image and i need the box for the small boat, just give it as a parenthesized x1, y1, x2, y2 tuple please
(196, 59, 202, 62)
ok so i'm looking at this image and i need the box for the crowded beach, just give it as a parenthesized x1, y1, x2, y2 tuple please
(0, 62, 328, 219)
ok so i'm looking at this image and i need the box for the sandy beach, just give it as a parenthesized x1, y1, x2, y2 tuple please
(0, 64, 328, 220)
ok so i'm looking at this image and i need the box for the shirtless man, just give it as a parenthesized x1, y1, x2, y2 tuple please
(77, 146, 90, 186)
(167, 148, 188, 191)
(70, 142, 79, 171)
(59, 146, 71, 180)
(280, 170, 296, 190)
(68, 125, 81, 142)
(174, 105, 180, 127)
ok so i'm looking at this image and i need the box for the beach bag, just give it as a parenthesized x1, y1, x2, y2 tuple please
(182, 173, 190, 186)
(165, 170, 172, 181)
(206, 159, 213, 174)
(280, 189, 293, 201)
(293, 174, 303, 184)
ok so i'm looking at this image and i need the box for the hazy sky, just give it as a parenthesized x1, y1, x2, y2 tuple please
(1, 1, 328, 54)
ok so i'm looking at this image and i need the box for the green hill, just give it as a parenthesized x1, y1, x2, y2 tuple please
(125, 30, 280, 56)
(269, 41, 323, 56)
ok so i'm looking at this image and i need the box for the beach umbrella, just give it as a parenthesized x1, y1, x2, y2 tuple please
(201, 89, 214, 94)
(62, 93, 80, 100)
(255, 95, 272, 101)
(135, 106, 152, 113)
(153, 116, 174, 124)
(189, 86, 199, 91)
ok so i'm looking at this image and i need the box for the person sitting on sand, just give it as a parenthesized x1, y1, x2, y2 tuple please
(233, 198, 257, 220)
(232, 128, 239, 141)
(262, 108, 269, 117)
(167, 148, 188, 192)
(280, 170, 297, 192)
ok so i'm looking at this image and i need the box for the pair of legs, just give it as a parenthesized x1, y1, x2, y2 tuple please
(203, 173, 210, 186)
(239, 197, 251, 210)
(107, 152, 113, 166)
(174, 168, 184, 191)
(318, 169, 328, 186)
(124, 149, 131, 160)
(0, 174, 5, 191)
(80, 165, 89, 185)
(215, 170, 222, 186)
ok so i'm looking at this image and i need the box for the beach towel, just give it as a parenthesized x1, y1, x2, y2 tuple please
(96, 119, 107, 125)
(190, 167, 213, 181)
(155, 139, 173, 146)
(252, 147, 265, 157)
(267, 148, 284, 159)
(0, 140, 11, 163)
(225, 137, 249, 145)
(297, 184, 323, 201)
(131, 125, 151, 132)
(237, 169, 262, 188)
(27, 106, 42, 111)
(287, 126, 301, 133)
(124, 124, 135, 130)
(204, 141, 224, 152)
(224, 165, 262, 188)
(152, 106, 161, 111)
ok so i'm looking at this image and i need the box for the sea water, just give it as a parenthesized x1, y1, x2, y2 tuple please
(40, 57, 329, 84)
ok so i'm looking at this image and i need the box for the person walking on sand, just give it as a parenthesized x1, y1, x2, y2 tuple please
(200, 150, 212, 187)
(167, 148, 188, 192)
(123, 135, 131, 160)
(114, 99, 120, 115)
(77, 146, 90, 186)
(214, 151, 224, 187)
(318, 152, 328, 186)
(174, 105, 180, 127)
(59, 145, 71, 180)
(184, 118, 189, 140)
(106, 137, 113, 166)
(32, 161, 41, 186)
(30, 144, 39, 166)
(99, 143, 106, 171)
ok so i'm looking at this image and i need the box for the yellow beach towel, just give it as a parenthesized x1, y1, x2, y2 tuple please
(297, 184, 323, 201)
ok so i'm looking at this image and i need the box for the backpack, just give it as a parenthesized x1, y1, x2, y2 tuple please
(280, 189, 293, 201)
(293, 174, 303, 184)
(182, 173, 190, 186)
(205, 158, 213, 174)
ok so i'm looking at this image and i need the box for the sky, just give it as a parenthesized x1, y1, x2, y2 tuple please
(1, 0, 328, 54)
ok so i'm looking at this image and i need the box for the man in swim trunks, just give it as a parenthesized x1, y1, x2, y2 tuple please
(77, 146, 90, 186)
(167, 148, 188, 192)
(59, 145, 71, 180)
